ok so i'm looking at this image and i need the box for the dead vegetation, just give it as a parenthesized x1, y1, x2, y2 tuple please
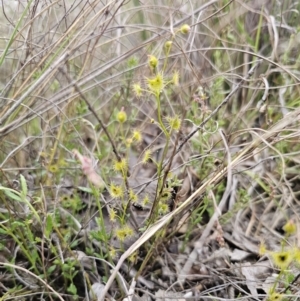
(1, 0, 300, 300)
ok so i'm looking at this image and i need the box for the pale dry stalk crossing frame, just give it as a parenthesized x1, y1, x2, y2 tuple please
(1, 0, 300, 300)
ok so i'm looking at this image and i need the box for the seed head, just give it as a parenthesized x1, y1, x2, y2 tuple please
(109, 247, 117, 259)
(158, 202, 169, 215)
(109, 208, 117, 222)
(113, 158, 128, 173)
(269, 250, 293, 269)
(109, 183, 123, 198)
(123, 224, 134, 237)
(132, 129, 142, 143)
(167, 115, 181, 131)
(292, 247, 300, 264)
(115, 225, 134, 242)
(142, 194, 150, 207)
(268, 292, 283, 301)
(142, 149, 152, 165)
(129, 189, 138, 203)
(147, 72, 165, 94)
(128, 251, 138, 263)
(132, 83, 142, 98)
(48, 164, 59, 174)
(115, 228, 127, 242)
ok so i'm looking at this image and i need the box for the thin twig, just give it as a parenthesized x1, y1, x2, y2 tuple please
(60, 69, 139, 230)
(149, 125, 181, 222)
(260, 76, 269, 104)
(0, 261, 65, 301)
(58, 67, 122, 163)
(0, 52, 71, 126)
(178, 129, 232, 284)
(100, 106, 300, 300)
(174, 59, 262, 157)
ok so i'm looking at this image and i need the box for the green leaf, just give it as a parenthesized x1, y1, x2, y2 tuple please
(67, 283, 77, 295)
(77, 186, 93, 194)
(45, 214, 53, 239)
(0, 228, 8, 234)
(47, 265, 57, 274)
(1, 187, 41, 223)
(35, 237, 42, 243)
(4, 190, 22, 202)
(70, 239, 79, 249)
(20, 175, 28, 197)
(11, 221, 25, 228)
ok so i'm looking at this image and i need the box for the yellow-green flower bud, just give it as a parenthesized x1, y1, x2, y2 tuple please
(116, 110, 127, 123)
(165, 41, 172, 51)
(148, 55, 158, 69)
(180, 24, 191, 34)
(172, 70, 179, 86)
(283, 219, 296, 235)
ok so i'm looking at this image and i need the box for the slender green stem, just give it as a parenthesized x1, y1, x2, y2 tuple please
(93, 187, 111, 259)
(156, 93, 169, 139)
(0, 0, 34, 67)
(148, 93, 171, 221)
(0, 224, 39, 274)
